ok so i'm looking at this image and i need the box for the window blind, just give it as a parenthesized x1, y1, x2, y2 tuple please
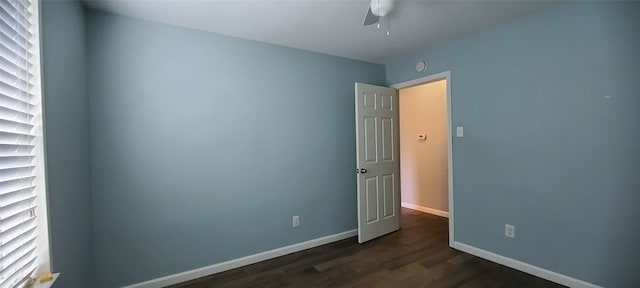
(0, 0, 47, 287)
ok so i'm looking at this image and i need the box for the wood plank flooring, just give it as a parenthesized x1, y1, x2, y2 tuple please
(170, 208, 565, 288)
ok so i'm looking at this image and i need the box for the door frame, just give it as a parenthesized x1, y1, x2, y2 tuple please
(391, 71, 454, 246)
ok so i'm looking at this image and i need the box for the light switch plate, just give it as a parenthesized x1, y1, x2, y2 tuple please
(456, 126, 464, 137)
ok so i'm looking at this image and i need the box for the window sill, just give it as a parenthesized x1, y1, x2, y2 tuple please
(32, 273, 59, 288)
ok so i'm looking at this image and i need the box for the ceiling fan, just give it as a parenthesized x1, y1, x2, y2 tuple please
(363, 0, 395, 26)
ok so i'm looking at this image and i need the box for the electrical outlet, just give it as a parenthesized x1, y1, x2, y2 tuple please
(505, 224, 515, 238)
(292, 216, 300, 228)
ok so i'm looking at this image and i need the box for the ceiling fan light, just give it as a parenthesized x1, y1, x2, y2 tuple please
(370, 0, 394, 17)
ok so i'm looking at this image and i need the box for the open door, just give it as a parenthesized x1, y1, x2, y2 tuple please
(355, 83, 400, 243)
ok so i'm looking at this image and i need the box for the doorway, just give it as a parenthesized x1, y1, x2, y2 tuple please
(399, 80, 449, 217)
(392, 71, 453, 245)
(354, 71, 453, 245)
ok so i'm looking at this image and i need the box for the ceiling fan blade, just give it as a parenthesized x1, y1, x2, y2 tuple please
(363, 6, 379, 26)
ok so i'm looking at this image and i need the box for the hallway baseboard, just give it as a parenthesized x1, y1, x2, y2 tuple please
(401, 202, 449, 218)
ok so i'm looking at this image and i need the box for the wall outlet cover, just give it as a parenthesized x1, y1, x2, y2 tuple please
(505, 224, 515, 238)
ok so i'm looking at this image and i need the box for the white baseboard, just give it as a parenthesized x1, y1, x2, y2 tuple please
(401, 202, 449, 218)
(451, 241, 601, 288)
(124, 229, 357, 288)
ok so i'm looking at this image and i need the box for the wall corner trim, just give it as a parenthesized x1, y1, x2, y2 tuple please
(451, 241, 602, 288)
(401, 202, 449, 218)
(123, 229, 357, 288)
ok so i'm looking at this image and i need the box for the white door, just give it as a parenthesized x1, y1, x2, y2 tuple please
(355, 83, 400, 243)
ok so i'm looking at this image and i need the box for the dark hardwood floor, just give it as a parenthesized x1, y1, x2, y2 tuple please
(170, 208, 565, 288)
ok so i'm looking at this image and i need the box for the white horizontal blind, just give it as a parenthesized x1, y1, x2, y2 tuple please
(0, 0, 48, 287)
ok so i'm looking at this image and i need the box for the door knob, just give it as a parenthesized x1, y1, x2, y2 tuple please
(360, 168, 367, 174)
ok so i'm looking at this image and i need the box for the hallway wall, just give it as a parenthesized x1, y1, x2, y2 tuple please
(400, 80, 448, 214)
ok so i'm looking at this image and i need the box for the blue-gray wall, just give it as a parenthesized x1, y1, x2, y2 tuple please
(387, 2, 640, 287)
(41, 1, 92, 288)
(85, 9, 385, 287)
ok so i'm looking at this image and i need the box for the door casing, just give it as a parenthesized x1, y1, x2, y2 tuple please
(391, 71, 454, 246)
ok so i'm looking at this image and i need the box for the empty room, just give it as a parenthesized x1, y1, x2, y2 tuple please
(1, 0, 638, 287)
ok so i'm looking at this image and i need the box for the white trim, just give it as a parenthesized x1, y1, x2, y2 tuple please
(37, 0, 55, 273)
(392, 71, 454, 247)
(451, 242, 602, 288)
(123, 229, 357, 288)
(391, 71, 451, 90)
(401, 202, 449, 218)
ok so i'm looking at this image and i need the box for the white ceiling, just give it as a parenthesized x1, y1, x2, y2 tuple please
(83, 0, 561, 64)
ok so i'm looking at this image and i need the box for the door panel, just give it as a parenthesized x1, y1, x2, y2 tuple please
(363, 92, 376, 109)
(380, 94, 393, 111)
(363, 117, 378, 163)
(381, 118, 394, 162)
(365, 176, 379, 223)
(355, 82, 400, 243)
(382, 174, 395, 218)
